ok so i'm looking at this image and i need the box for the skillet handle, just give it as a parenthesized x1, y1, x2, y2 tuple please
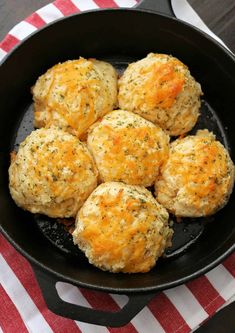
(136, 0, 175, 17)
(32, 265, 156, 327)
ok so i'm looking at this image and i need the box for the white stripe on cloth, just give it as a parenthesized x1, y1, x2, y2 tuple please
(112, 294, 166, 333)
(0, 255, 53, 333)
(215, 293, 235, 313)
(171, 0, 229, 50)
(114, 0, 138, 8)
(206, 265, 235, 300)
(56, 282, 109, 333)
(0, 326, 3, 333)
(164, 285, 208, 329)
(224, 293, 235, 306)
(36, 3, 64, 23)
(9, 21, 37, 40)
(0, 48, 7, 62)
(70, 0, 99, 11)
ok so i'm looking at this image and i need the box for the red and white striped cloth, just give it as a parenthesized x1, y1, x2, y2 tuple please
(0, 1, 235, 332)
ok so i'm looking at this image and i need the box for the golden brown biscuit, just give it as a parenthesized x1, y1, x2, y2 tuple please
(118, 53, 202, 136)
(87, 110, 169, 187)
(32, 58, 117, 137)
(9, 128, 98, 218)
(73, 182, 173, 273)
(155, 130, 234, 217)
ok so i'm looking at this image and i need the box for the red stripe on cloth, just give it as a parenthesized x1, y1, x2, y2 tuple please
(80, 288, 138, 333)
(93, 0, 118, 8)
(223, 253, 235, 277)
(0, 285, 29, 333)
(0, 234, 81, 333)
(148, 292, 191, 333)
(53, 0, 80, 16)
(187, 275, 224, 316)
(0, 34, 20, 52)
(25, 13, 46, 29)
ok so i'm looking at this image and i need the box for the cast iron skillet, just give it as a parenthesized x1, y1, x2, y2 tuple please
(0, 0, 235, 327)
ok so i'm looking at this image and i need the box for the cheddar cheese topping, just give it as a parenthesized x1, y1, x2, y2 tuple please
(87, 110, 169, 186)
(118, 53, 202, 136)
(73, 182, 173, 273)
(32, 58, 117, 137)
(9, 128, 98, 218)
(155, 130, 235, 217)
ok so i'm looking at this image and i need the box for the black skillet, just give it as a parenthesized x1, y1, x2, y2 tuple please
(0, 0, 235, 327)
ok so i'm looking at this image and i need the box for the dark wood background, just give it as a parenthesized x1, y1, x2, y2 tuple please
(0, 0, 234, 53)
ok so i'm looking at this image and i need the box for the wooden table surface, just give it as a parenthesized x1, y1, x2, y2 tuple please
(0, 0, 234, 53)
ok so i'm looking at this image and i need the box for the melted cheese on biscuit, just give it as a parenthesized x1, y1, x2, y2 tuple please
(9, 128, 98, 218)
(32, 58, 117, 137)
(118, 53, 202, 136)
(155, 130, 235, 217)
(73, 182, 173, 273)
(87, 110, 169, 186)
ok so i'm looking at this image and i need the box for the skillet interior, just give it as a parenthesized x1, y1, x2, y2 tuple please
(0, 9, 235, 293)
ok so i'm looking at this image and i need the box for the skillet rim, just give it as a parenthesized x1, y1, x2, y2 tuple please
(0, 8, 234, 68)
(0, 224, 234, 294)
(0, 7, 235, 294)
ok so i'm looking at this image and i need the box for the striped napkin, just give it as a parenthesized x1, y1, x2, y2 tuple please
(0, 1, 235, 332)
